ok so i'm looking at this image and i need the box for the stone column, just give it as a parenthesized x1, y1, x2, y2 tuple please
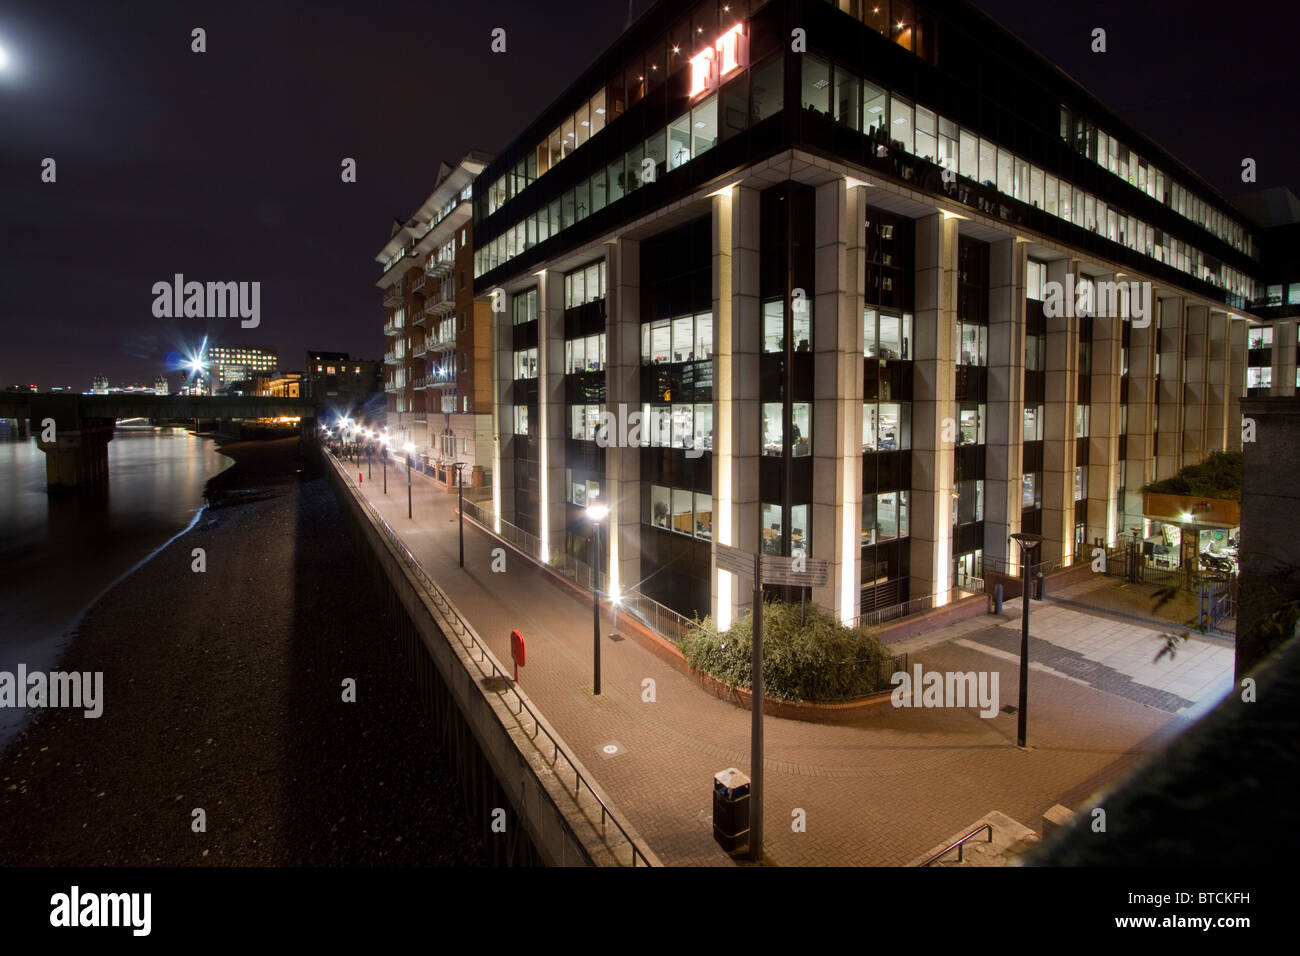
(711, 185, 762, 631)
(605, 238, 641, 599)
(1227, 316, 1248, 453)
(489, 289, 516, 527)
(1041, 259, 1079, 566)
(1205, 309, 1231, 453)
(909, 213, 958, 598)
(1182, 303, 1210, 468)
(984, 237, 1026, 569)
(539, 270, 566, 562)
(811, 179, 865, 624)
(1124, 299, 1159, 531)
(1155, 295, 1186, 480)
(1088, 274, 1123, 549)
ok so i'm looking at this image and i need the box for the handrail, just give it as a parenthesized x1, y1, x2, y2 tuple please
(920, 823, 993, 866)
(325, 450, 652, 867)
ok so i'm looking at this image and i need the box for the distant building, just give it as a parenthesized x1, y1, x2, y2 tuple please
(154, 376, 169, 396)
(91, 376, 109, 395)
(305, 350, 381, 409)
(376, 150, 495, 489)
(259, 371, 303, 398)
(207, 345, 278, 393)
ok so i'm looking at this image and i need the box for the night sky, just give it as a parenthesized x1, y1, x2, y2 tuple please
(1, 0, 1295, 390)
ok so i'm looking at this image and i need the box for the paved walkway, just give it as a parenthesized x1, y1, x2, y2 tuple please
(344, 456, 1235, 866)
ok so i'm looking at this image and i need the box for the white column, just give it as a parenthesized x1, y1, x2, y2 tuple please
(985, 237, 1026, 568)
(1088, 274, 1123, 549)
(490, 289, 515, 528)
(539, 271, 566, 561)
(606, 238, 641, 599)
(1182, 303, 1210, 468)
(712, 185, 761, 631)
(812, 178, 865, 624)
(1041, 258, 1079, 566)
(1155, 295, 1185, 480)
(909, 213, 958, 599)
(1227, 316, 1248, 452)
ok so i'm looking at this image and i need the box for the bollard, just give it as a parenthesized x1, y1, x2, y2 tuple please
(993, 583, 1003, 616)
(359, 473, 363, 483)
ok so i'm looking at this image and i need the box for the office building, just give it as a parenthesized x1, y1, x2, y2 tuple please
(468, 0, 1281, 624)
(305, 351, 382, 409)
(207, 345, 278, 394)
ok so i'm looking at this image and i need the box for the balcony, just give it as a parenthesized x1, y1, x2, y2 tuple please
(424, 248, 455, 279)
(413, 274, 427, 296)
(382, 284, 402, 308)
(384, 351, 397, 365)
(412, 375, 431, 390)
(413, 340, 428, 357)
(428, 285, 456, 317)
(384, 379, 399, 393)
(430, 330, 457, 353)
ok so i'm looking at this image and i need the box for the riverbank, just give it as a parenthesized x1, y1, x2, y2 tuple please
(0, 437, 487, 865)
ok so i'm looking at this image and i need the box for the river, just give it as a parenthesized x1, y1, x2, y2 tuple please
(0, 426, 231, 751)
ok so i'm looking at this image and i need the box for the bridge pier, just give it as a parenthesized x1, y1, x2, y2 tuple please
(31, 395, 115, 491)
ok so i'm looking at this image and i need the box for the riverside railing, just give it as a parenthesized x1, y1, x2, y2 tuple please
(326, 452, 652, 867)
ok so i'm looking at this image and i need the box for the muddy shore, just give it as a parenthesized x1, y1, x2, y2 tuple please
(0, 437, 487, 866)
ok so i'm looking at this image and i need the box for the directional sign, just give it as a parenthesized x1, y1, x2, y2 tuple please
(760, 555, 831, 588)
(716, 542, 754, 578)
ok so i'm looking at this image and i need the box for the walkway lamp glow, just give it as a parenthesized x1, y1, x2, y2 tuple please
(587, 502, 610, 696)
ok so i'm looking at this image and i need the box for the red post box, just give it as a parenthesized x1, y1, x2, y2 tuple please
(510, 629, 525, 682)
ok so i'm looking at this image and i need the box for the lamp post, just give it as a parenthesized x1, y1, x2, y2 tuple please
(453, 461, 467, 568)
(1009, 532, 1043, 748)
(587, 503, 609, 696)
(404, 442, 415, 519)
(380, 434, 388, 494)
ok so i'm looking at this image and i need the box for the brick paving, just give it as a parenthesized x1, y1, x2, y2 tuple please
(345, 459, 1235, 866)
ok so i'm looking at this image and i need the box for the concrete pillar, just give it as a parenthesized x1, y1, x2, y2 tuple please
(984, 237, 1026, 569)
(539, 270, 566, 562)
(909, 213, 958, 599)
(1227, 316, 1248, 452)
(490, 290, 516, 528)
(811, 178, 865, 625)
(606, 238, 641, 600)
(1088, 276, 1123, 550)
(1041, 258, 1079, 566)
(1272, 319, 1298, 397)
(1182, 303, 1210, 467)
(1123, 303, 1159, 531)
(1205, 309, 1231, 453)
(31, 395, 115, 490)
(711, 185, 761, 631)
(1155, 295, 1186, 480)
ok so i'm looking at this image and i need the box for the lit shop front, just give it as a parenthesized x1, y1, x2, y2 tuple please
(1140, 493, 1241, 573)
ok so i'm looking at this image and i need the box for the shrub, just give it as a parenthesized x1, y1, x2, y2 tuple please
(680, 599, 895, 702)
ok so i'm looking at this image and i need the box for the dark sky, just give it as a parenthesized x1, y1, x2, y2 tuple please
(1, 0, 1295, 389)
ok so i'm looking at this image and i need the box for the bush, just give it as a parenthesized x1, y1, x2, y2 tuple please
(679, 600, 895, 702)
(1141, 451, 1242, 501)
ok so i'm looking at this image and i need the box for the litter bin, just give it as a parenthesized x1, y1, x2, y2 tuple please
(713, 767, 751, 853)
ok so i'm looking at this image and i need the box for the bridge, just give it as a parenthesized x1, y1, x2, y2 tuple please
(0, 393, 323, 490)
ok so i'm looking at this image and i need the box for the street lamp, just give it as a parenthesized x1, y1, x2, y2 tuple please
(380, 434, 389, 493)
(1009, 532, 1043, 748)
(453, 461, 467, 568)
(404, 441, 415, 519)
(587, 502, 610, 696)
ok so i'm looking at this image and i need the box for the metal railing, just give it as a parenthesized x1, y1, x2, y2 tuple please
(856, 585, 982, 628)
(326, 452, 652, 867)
(920, 823, 994, 866)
